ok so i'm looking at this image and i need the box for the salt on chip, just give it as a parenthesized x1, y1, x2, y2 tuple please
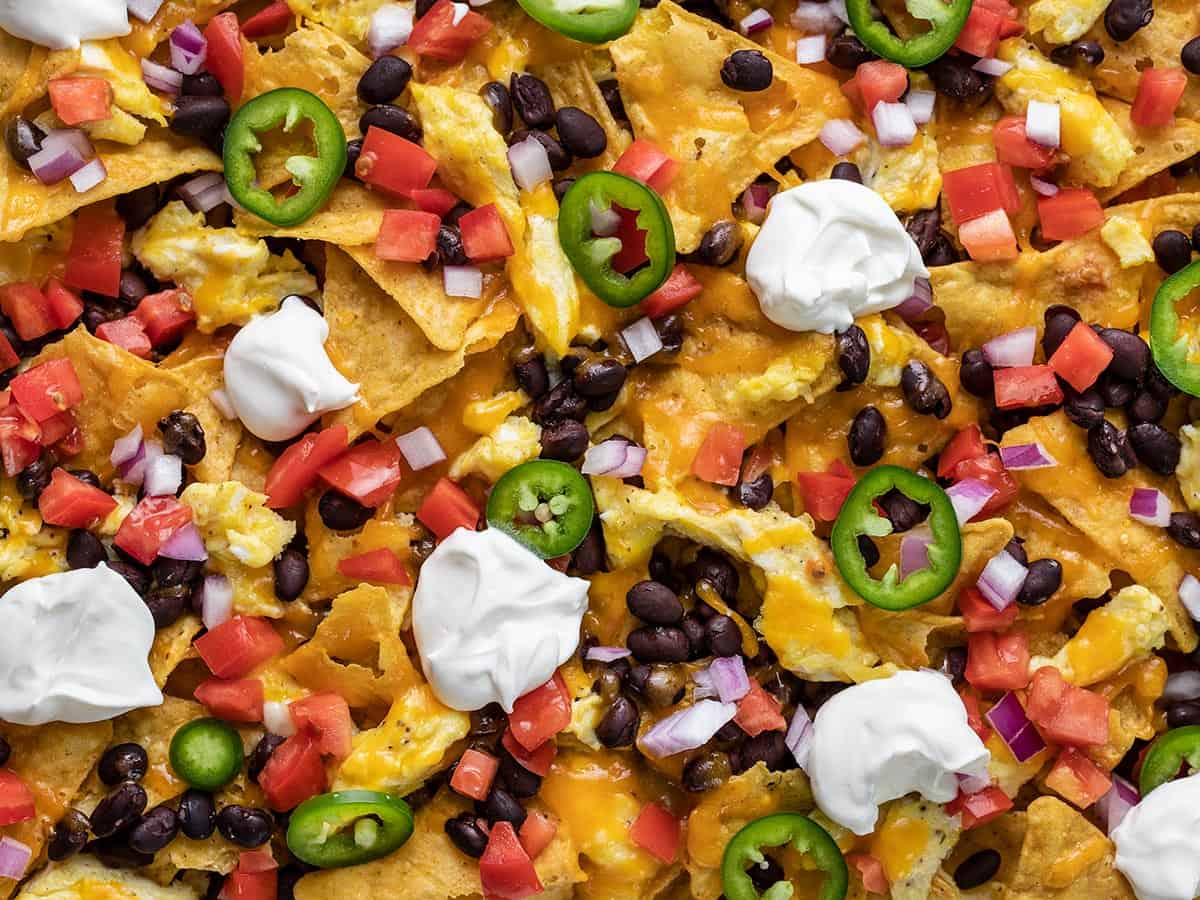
(1006, 797, 1134, 899)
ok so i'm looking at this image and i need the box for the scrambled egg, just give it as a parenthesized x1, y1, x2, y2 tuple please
(1101, 215, 1156, 268)
(16, 854, 198, 899)
(872, 796, 961, 900)
(1031, 585, 1169, 686)
(1178, 425, 1200, 513)
(133, 202, 317, 332)
(179, 481, 296, 568)
(1027, 0, 1109, 43)
(861, 314, 917, 388)
(449, 415, 542, 486)
(858, 131, 943, 215)
(734, 352, 830, 405)
(461, 390, 528, 435)
(0, 483, 66, 582)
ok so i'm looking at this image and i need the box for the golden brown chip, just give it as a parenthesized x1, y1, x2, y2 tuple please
(0, 43, 78, 120)
(539, 58, 632, 172)
(944, 810, 1028, 894)
(1098, 100, 1200, 203)
(233, 181, 390, 245)
(1007, 797, 1134, 899)
(149, 614, 204, 688)
(16, 854, 202, 898)
(1086, 656, 1167, 770)
(0, 222, 72, 287)
(159, 348, 243, 484)
(123, 0, 238, 56)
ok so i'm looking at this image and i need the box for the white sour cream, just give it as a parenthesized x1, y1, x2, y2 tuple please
(412, 528, 589, 713)
(1112, 774, 1200, 900)
(0, 565, 162, 726)
(807, 669, 990, 834)
(222, 296, 359, 442)
(745, 180, 928, 334)
(0, 0, 129, 49)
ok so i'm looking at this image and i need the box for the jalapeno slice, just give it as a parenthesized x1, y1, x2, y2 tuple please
(223, 87, 347, 227)
(1139, 726, 1200, 796)
(846, 0, 972, 67)
(558, 171, 675, 308)
(485, 460, 595, 558)
(516, 0, 639, 43)
(287, 790, 414, 868)
(169, 718, 243, 791)
(721, 813, 848, 900)
(1150, 259, 1200, 397)
(830, 465, 961, 611)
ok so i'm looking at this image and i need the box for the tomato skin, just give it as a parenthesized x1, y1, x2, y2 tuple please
(1026, 666, 1110, 747)
(356, 127, 437, 197)
(508, 673, 571, 752)
(0, 398, 40, 476)
(692, 423, 746, 486)
(1132, 68, 1188, 128)
(48, 77, 112, 125)
(318, 439, 402, 507)
(417, 477, 480, 541)
(1047, 321, 1113, 392)
(65, 204, 125, 298)
(501, 729, 557, 776)
(409, 188, 459, 217)
(96, 317, 153, 358)
(113, 496, 193, 565)
(846, 853, 889, 894)
(1044, 747, 1112, 808)
(0, 770, 36, 826)
(289, 693, 354, 759)
(221, 865, 277, 900)
(459, 204, 515, 262)
(992, 365, 1064, 410)
(951, 453, 1018, 519)
(795, 469, 856, 522)
(408, 0, 492, 62)
(958, 687, 992, 742)
(0, 282, 56, 341)
(376, 209, 441, 263)
(953, 4, 1004, 58)
(449, 748, 500, 801)
(264, 425, 349, 509)
(240, 1, 292, 38)
(938, 426, 987, 480)
(518, 810, 557, 860)
(959, 209, 1019, 262)
(965, 631, 1030, 691)
(612, 139, 678, 192)
(641, 263, 703, 317)
(629, 802, 680, 864)
(733, 682, 786, 737)
(943, 163, 1019, 225)
(337, 548, 411, 585)
(194, 616, 286, 680)
(42, 278, 84, 330)
(204, 13, 245, 101)
(855, 60, 908, 113)
(946, 786, 1013, 829)
(479, 821, 542, 900)
(38, 468, 117, 528)
(1037, 188, 1105, 242)
(993, 116, 1057, 170)
(0, 329, 18, 373)
(194, 678, 265, 723)
(960, 586, 1018, 633)
(134, 289, 195, 346)
(9, 359, 83, 422)
(258, 731, 327, 812)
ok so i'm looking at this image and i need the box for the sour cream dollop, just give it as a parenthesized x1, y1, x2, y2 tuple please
(745, 180, 928, 334)
(807, 669, 990, 834)
(223, 296, 359, 442)
(1112, 774, 1200, 900)
(0, 565, 163, 726)
(412, 528, 589, 713)
(0, 0, 129, 49)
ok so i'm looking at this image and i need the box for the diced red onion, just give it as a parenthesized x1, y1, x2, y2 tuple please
(144, 451, 183, 497)
(1181, 574, 1200, 622)
(609, 445, 646, 479)
(1030, 174, 1059, 197)
(396, 426, 446, 471)
(905, 90, 936, 125)
(263, 700, 297, 737)
(795, 35, 827, 65)
(621, 317, 663, 364)
(368, 3, 415, 56)
(141, 58, 183, 94)
(900, 528, 931, 578)
(982, 325, 1037, 368)
(972, 57, 1013, 77)
(69, 157, 107, 193)
(692, 667, 716, 700)
(582, 440, 629, 476)
(209, 388, 238, 420)
(170, 20, 208, 75)
(111, 424, 144, 471)
(957, 770, 992, 795)
(444, 265, 483, 299)
(741, 183, 774, 225)
(946, 478, 997, 526)
(977, 549, 1028, 610)
(1096, 775, 1139, 834)
(790, 1, 844, 33)
(985, 691, 1046, 763)
(739, 8, 773, 34)
(451, 2, 470, 25)
(872, 101, 917, 148)
(1129, 487, 1171, 527)
(178, 172, 229, 213)
(639, 699, 738, 758)
(159, 523, 208, 562)
(29, 130, 93, 185)
(894, 277, 933, 322)
(1164, 670, 1200, 703)
(124, 440, 163, 488)
(590, 200, 621, 237)
(199, 574, 233, 630)
(508, 136, 552, 192)
(585, 645, 632, 663)
(708, 656, 751, 703)
(785, 704, 813, 770)
(0, 837, 31, 880)
(1025, 100, 1061, 149)
(999, 442, 1057, 470)
(828, 0, 849, 23)
(819, 118, 866, 157)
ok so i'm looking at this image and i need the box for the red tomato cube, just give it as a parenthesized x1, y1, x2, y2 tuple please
(480, 821, 542, 900)
(1048, 321, 1113, 392)
(692, 423, 746, 486)
(65, 204, 125, 298)
(194, 616, 285, 680)
(1037, 188, 1105, 242)
(134, 289, 196, 346)
(855, 60, 908, 113)
(0, 770, 36, 827)
(960, 586, 1019, 633)
(993, 116, 1057, 170)
(194, 678, 265, 723)
(508, 673, 571, 752)
(518, 810, 557, 860)
(459, 204, 515, 262)
(113, 495, 194, 565)
(376, 209, 442, 263)
(42, 278, 84, 330)
(612, 139, 679, 192)
(336, 548, 411, 585)
(0, 282, 56, 341)
(204, 13, 245, 101)
(946, 786, 1013, 829)
(641, 263, 703, 318)
(1132, 68, 1189, 128)
(96, 317, 153, 358)
(965, 631, 1030, 691)
(1044, 747, 1112, 808)
(943, 163, 1020, 225)
(259, 731, 326, 811)
(992, 365, 1065, 410)
(290, 692, 354, 759)
(449, 748, 500, 801)
(1026, 666, 1111, 747)
(408, 0, 492, 62)
(417, 477, 480, 540)
(734, 682, 786, 737)
(356, 127, 437, 198)
(38, 468, 117, 528)
(318, 438, 402, 507)
(10, 359, 84, 422)
(629, 802, 680, 863)
(48, 77, 112, 125)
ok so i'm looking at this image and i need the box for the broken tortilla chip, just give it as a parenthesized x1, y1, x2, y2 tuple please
(1007, 797, 1133, 899)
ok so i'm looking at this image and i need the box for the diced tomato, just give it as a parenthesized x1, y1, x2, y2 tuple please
(629, 802, 680, 864)
(221, 851, 278, 900)
(318, 438, 402, 507)
(337, 548, 411, 585)
(1026, 666, 1110, 747)
(356, 127, 438, 197)
(0, 330, 17, 373)
(240, 1, 292, 38)
(993, 116, 1057, 170)
(960, 209, 1020, 263)
(39, 411, 76, 448)
(290, 693, 354, 759)
(610, 205, 649, 274)
(960, 586, 1019, 633)
(134, 289, 196, 346)
(1044, 747, 1112, 808)
(10, 359, 83, 423)
(194, 678, 264, 723)
(450, 748, 500, 801)
(113, 495, 193, 565)
(204, 13, 245, 101)
(795, 468, 856, 522)
(55, 423, 84, 457)
(501, 729, 557, 776)
(855, 60, 908, 113)
(613, 139, 679, 193)
(0, 282, 55, 341)
(0, 770, 35, 827)
(194, 616, 286, 680)
(692, 423, 746, 486)
(459, 204, 515, 262)
(0, 401, 40, 476)
(508, 672, 571, 752)
(641, 264, 703, 318)
(408, 0, 492, 62)
(965, 631, 1030, 691)
(42, 278, 83, 331)
(417, 477, 480, 540)
(258, 731, 327, 811)
(480, 821, 542, 900)
(376, 209, 441, 263)
(938, 425, 987, 480)
(959, 686, 992, 742)
(954, 4, 1004, 58)
(1132, 68, 1189, 128)
(992, 364, 1064, 410)
(96, 316, 153, 358)
(518, 810, 557, 860)
(951, 453, 1018, 518)
(734, 681, 786, 737)
(65, 204, 125, 297)
(237, 849, 278, 875)
(48, 77, 112, 125)
(1048, 321, 1113, 392)
(1037, 188, 1105, 242)
(846, 853, 889, 894)
(946, 786, 1013, 830)
(410, 188, 460, 218)
(37, 468, 117, 528)
(264, 424, 350, 509)
(943, 163, 1020, 225)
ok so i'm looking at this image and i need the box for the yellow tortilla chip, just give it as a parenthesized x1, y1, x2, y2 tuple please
(283, 0, 394, 46)
(1098, 100, 1200, 203)
(944, 811, 1027, 894)
(159, 349, 243, 484)
(234, 181, 390, 245)
(149, 614, 204, 688)
(1007, 797, 1133, 899)
(539, 58, 632, 172)
(123, 0, 238, 57)
(1087, 656, 1166, 770)
(16, 855, 200, 899)
(0, 44, 78, 120)
(507, 185, 582, 356)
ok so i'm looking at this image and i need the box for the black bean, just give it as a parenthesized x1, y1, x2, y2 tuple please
(857, 534, 880, 568)
(848, 406, 886, 466)
(696, 220, 742, 267)
(416, 0, 436, 16)
(152, 560, 201, 591)
(1126, 389, 1166, 424)
(1168, 700, 1200, 728)
(688, 548, 739, 602)
(99, 743, 149, 786)
(959, 349, 994, 398)
(108, 560, 151, 596)
(1104, 0, 1153, 41)
(118, 269, 149, 305)
(144, 583, 189, 629)
(712, 720, 747, 750)
(511, 127, 573, 171)
(65, 469, 100, 490)
(555, 107, 607, 158)
(926, 55, 992, 101)
(905, 208, 942, 256)
(736, 472, 774, 510)
(830, 162, 862, 184)
(1168, 512, 1200, 549)
(216, 805, 273, 848)
(177, 789, 216, 839)
(1154, 229, 1194, 274)
(476, 788, 526, 829)
(901, 360, 952, 418)
(170, 95, 231, 142)
(1147, 362, 1180, 401)
(1017, 559, 1062, 605)
(655, 314, 685, 355)
(1098, 328, 1150, 383)
(596, 695, 640, 747)
(342, 138, 363, 180)
(570, 519, 607, 575)
(836, 325, 870, 386)
(158, 410, 206, 465)
(826, 30, 876, 69)
(480, 81, 513, 134)
(360, 104, 422, 143)
(16, 456, 53, 503)
(91, 782, 148, 838)
(0, 736, 8, 768)
(1096, 373, 1135, 409)
(358, 56, 412, 105)
(597, 78, 626, 122)
(1128, 422, 1181, 474)
(705, 615, 742, 657)
(510, 73, 555, 128)
(627, 580, 684, 625)
(926, 231, 961, 266)
(748, 855, 787, 892)
(497, 751, 542, 799)
(682, 751, 732, 792)
(247, 734, 285, 785)
(318, 490, 374, 530)
(679, 611, 706, 659)
(1042, 307, 1081, 357)
(878, 488, 928, 531)
(513, 351, 549, 399)
(574, 358, 627, 397)
(428, 223, 467, 267)
(1087, 421, 1133, 478)
(445, 813, 489, 858)
(5, 116, 46, 172)
(643, 665, 688, 707)
(90, 834, 154, 870)
(539, 419, 589, 462)
(720, 50, 773, 91)
(1184, 37, 1200, 74)
(955, 849, 1002, 890)
(47, 809, 90, 861)
(128, 806, 180, 855)
(533, 380, 588, 423)
(627, 626, 691, 663)
(181, 72, 224, 97)
(733, 732, 790, 773)
(273, 548, 309, 601)
(1051, 40, 1106, 67)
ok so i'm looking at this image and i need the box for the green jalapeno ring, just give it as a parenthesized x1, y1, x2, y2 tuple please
(1138, 725, 1200, 797)
(846, 0, 973, 68)
(168, 717, 244, 791)
(223, 87, 347, 228)
(830, 464, 961, 611)
(287, 790, 415, 868)
(721, 813, 849, 900)
(1150, 259, 1200, 397)
(486, 459, 595, 558)
(516, 0, 639, 43)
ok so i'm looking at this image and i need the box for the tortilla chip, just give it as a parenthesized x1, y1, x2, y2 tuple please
(1007, 797, 1133, 899)
(149, 614, 204, 688)
(1098, 100, 1200, 203)
(282, 0, 394, 47)
(609, 1, 851, 252)
(234, 181, 390, 245)
(16, 855, 200, 899)
(944, 811, 1027, 894)
(158, 349, 243, 484)
(123, 0, 239, 56)
(539, 58, 631, 172)
(1086, 656, 1167, 770)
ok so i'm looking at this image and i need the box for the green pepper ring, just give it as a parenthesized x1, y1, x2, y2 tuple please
(223, 87, 348, 228)
(168, 717, 244, 791)
(1138, 725, 1200, 796)
(1150, 258, 1200, 397)
(486, 459, 596, 559)
(287, 790, 415, 868)
(830, 464, 962, 611)
(516, 0, 639, 44)
(558, 171, 676, 308)
(721, 813, 849, 900)
(845, 0, 973, 68)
